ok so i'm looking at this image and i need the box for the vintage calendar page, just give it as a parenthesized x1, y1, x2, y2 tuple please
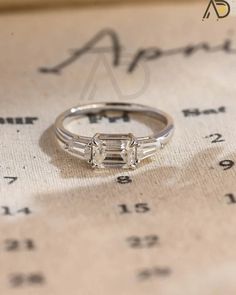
(0, 2, 236, 294)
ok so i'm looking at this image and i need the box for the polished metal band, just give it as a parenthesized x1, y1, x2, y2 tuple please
(54, 102, 174, 168)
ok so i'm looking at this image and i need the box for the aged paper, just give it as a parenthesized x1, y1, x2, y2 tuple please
(0, 2, 236, 295)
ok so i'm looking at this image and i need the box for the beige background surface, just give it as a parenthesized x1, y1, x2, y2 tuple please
(0, 2, 236, 295)
(0, 0, 203, 12)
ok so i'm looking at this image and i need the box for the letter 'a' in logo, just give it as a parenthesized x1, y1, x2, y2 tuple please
(203, 0, 230, 20)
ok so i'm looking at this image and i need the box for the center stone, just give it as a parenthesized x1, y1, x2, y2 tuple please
(87, 133, 138, 169)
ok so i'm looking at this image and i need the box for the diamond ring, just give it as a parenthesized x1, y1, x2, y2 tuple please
(54, 102, 174, 169)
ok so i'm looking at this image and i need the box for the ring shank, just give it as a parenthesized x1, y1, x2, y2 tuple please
(55, 102, 174, 160)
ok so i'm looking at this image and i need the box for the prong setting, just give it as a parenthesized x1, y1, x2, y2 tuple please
(85, 133, 139, 169)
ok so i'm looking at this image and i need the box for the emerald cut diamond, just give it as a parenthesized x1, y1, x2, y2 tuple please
(86, 133, 139, 169)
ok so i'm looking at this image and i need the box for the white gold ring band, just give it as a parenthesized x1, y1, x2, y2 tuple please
(54, 102, 174, 169)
